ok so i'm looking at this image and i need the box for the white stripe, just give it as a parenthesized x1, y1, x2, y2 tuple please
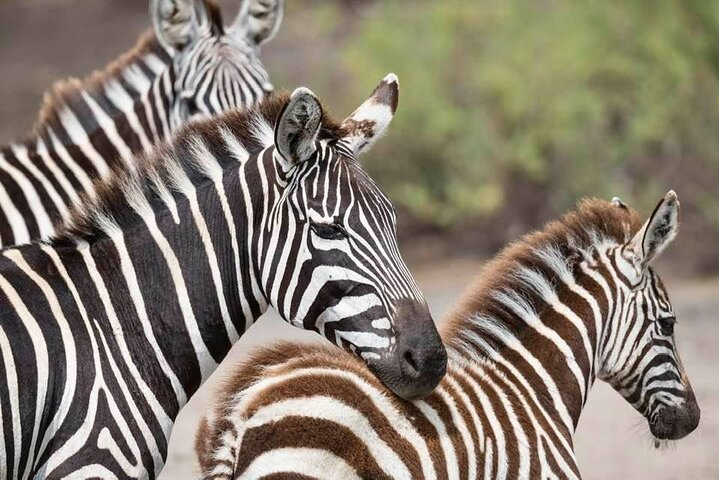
(0, 153, 30, 244)
(80, 91, 134, 168)
(35, 138, 80, 207)
(77, 241, 169, 469)
(104, 226, 188, 405)
(2, 250, 77, 464)
(57, 106, 110, 177)
(0, 148, 54, 240)
(124, 186, 217, 380)
(46, 127, 96, 194)
(0, 274, 49, 479)
(242, 397, 412, 479)
(104, 80, 154, 152)
(11, 143, 69, 221)
(415, 400, 460, 480)
(231, 367, 437, 479)
(237, 448, 362, 480)
(164, 153, 239, 344)
(0, 324, 20, 479)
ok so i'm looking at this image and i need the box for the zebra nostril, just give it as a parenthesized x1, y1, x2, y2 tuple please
(402, 350, 419, 377)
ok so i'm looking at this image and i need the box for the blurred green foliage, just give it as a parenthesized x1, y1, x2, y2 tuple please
(336, 0, 719, 229)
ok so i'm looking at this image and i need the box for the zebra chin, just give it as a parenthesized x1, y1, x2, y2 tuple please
(365, 299, 447, 400)
(649, 395, 701, 441)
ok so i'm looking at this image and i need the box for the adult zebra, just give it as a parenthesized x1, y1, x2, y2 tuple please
(197, 192, 700, 479)
(0, 76, 446, 478)
(0, 0, 281, 246)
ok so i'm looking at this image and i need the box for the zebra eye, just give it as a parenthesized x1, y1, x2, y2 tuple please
(658, 316, 676, 336)
(310, 222, 347, 240)
(184, 98, 201, 117)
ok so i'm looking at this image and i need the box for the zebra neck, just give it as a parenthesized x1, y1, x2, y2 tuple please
(50, 161, 269, 406)
(446, 254, 609, 436)
(23, 33, 172, 183)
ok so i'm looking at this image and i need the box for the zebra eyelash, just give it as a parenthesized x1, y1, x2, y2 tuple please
(310, 221, 348, 240)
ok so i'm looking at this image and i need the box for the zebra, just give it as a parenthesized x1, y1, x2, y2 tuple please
(0, 0, 282, 246)
(0, 75, 446, 479)
(196, 191, 700, 479)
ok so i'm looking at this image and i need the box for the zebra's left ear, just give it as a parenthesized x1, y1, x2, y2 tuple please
(628, 191, 680, 270)
(274, 87, 322, 169)
(231, 0, 284, 47)
(340, 73, 399, 156)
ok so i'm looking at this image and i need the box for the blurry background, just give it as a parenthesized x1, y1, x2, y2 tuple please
(1, 0, 717, 478)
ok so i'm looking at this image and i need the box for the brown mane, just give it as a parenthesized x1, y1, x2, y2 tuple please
(51, 92, 348, 245)
(29, 0, 228, 142)
(31, 31, 167, 139)
(442, 198, 643, 340)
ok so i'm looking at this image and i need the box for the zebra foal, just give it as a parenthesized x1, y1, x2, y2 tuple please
(197, 192, 700, 479)
(0, 75, 445, 478)
(0, 0, 281, 246)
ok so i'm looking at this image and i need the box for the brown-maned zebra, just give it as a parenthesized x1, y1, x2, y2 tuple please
(0, 0, 281, 246)
(196, 191, 700, 479)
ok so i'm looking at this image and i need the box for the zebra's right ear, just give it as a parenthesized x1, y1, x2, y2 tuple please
(151, 0, 210, 51)
(340, 73, 399, 156)
(274, 88, 322, 170)
(231, 0, 284, 47)
(628, 190, 680, 270)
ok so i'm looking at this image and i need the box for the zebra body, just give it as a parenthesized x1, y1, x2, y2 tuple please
(0, 0, 281, 246)
(198, 193, 700, 479)
(0, 79, 445, 478)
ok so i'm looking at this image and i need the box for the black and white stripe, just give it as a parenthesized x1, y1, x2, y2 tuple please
(0, 0, 281, 246)
(197, 193, 700, 479)
(0, 80, 445, 478)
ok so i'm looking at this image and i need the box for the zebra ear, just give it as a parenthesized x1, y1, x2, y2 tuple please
(341, 73, 399, 156)
(628, 191, 680, 270)
(231, 0, 284, 47)
(151, 0, 210, 51)
(274, 88, 322, 168)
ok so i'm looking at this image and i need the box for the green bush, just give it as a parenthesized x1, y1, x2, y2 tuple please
(341, 0, 719, 229)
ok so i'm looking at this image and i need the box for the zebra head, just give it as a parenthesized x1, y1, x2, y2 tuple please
(598, 191, 699, 441)
(258, 75, 446, 399)
(151, 0, 281, 128)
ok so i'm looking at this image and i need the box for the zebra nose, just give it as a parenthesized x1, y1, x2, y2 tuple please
(391, 300, 447, 400)
(651, 396, 700, 440)
(398, 332, 447, 382)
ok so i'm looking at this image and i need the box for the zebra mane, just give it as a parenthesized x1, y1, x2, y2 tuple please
(27, 0, 237, 145)
(442, 198, 643, 349)
(26, 30, 169, 144)
(50, 92, 347, 246)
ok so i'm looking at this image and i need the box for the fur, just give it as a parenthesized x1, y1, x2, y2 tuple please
(50, 92, 347, 246)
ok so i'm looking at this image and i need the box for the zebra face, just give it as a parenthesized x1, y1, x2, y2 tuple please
(599, 192, 699, 441)
(264, 77, 446, 400)
(151, 0, 282, 129)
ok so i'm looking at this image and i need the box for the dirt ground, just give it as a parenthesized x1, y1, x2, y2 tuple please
(1, 2, 717, 479)
(159, 259, 719, 479)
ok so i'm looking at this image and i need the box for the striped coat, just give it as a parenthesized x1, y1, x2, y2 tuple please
(0, 0, 281, 246)
(0, 79, 445, 478)
(197, 193, 700, 479)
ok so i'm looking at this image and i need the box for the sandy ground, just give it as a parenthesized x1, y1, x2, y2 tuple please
(160, 259, 719, 479)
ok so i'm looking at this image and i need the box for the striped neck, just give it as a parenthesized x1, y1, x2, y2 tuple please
(442, 201, 645, 440)
(26, 32, 174, 174)
(43, 126, 286, 411)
